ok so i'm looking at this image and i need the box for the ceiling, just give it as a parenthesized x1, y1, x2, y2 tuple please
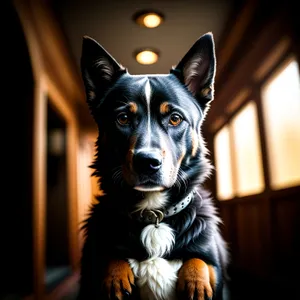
(52, 0, 234, 76)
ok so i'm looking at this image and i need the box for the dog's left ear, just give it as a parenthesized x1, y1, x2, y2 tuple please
(171, 32, 216, 106)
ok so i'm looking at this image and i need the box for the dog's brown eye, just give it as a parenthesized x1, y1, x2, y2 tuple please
(169, 114, 183, 126)
(117, 113, 130, 125)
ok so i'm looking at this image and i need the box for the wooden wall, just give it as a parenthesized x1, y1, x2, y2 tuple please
(203, 1, 300, 299)
(6, 0, 96, 299)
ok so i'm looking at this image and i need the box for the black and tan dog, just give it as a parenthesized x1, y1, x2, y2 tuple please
(78, 33, 229, 300)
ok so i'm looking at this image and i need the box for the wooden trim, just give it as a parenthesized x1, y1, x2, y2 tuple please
(209, 115, 226, 133)
(13, 2, 47, 298)
(14, 0, 94, 130)
(253, 37, 291, 82)
(208, 17, 290, 125)
(216, 0, 258, 80)
(253, 88, 271, 193)
(14, 2, 81, 298)
(228, 121, 238, 200)
(225, 88, 251, 115)
(209, 88, 251, 133)
(46, 77, 75, 123)
(260, 54, 296, 91)
(216, 185, 300, 206)
(28, 0, 85, 105)
(12, 0, 44, 80)
(33, 76, 48, 300)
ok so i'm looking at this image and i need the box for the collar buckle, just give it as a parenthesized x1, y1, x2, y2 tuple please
(140, 209, 164, 227)
(133, 190, 195, 226)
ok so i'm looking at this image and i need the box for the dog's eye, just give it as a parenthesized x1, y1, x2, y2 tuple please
(169, 114, 183, 126)
(116, 113, 130, 125)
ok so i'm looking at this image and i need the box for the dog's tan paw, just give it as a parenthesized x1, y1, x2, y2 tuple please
(103, 259, 135, 299)
(177, 258, 213, 300)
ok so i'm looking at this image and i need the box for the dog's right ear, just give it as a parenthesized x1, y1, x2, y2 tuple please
(170, 33, 216, 108)
(81, 36, 126, 113)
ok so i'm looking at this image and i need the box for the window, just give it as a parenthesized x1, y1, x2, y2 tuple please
(262, 58, 300, 190)
(231, 102, 265, 197)
(214, 57, 300, 200)
(214, 126, 234, 200)
(214, 102, 264, 200)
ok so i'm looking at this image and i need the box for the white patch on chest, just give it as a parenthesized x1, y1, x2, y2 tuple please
(129, 257, 183, 300)
(128, 223, 179, 299)
(130, 192, 181, 299)
(141, 223, 175, 257)
(135, 191, 169, 212)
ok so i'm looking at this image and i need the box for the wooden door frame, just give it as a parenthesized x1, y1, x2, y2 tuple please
(14, 1, 80, 298)
(31, 74, 80, 298)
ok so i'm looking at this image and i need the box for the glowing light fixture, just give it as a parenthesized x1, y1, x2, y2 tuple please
(135, 49, 159, 65)
(133, 11, 164, 28)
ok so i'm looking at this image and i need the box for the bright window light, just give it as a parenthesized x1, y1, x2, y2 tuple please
(214, 126, 234, 200)
(231, 102, 265, 197)
(262, 59, 300, 189)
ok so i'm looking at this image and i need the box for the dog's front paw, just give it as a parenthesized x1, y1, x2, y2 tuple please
(177, 258, 213, 300)
(103, 259, 135, 300)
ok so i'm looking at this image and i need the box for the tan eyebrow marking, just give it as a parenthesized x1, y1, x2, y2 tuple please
(160, 102, 170, 114)
(128, 102, 138, 113)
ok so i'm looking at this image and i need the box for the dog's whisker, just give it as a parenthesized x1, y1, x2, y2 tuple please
(177, 170, 189, 193)
(180, 163, 193, 171)
(111, 167, 123, 184)
(111, 165, 122, 173)
(114, 173, 123, 184)
(174, 178, 181, 190)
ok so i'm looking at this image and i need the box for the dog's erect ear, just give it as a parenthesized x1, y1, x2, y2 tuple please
(81, 36, 126, 112)
(171, 33, 216, 104)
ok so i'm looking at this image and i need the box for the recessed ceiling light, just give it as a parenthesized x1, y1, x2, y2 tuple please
(135, 49, 159, 65)
(133, 11, 164, 28)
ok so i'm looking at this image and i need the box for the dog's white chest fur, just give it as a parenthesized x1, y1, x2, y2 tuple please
(129, 223, 182, 300)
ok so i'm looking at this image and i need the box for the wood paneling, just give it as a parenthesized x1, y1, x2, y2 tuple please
(12, 1, 92, 298)
(219, 193, 299, 293)
(271, 191, 300, 277)
(204, 2, 300, 299)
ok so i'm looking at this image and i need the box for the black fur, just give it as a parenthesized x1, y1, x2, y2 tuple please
(78, 33, 229, 300)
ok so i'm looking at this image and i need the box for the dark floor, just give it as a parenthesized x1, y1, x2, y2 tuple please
(60, 284, 79, 300)
(228, 269, 299, 300)
(1, 269, 299, 300)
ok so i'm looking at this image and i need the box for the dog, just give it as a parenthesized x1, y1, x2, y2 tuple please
(78, 32, 229, 300)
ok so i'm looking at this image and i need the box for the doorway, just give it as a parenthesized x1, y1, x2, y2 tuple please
(45, 102, 71, 292)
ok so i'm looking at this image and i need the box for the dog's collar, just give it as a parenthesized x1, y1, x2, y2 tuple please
(136, 190, 195, 227)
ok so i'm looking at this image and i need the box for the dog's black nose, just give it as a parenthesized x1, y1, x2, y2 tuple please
(133, 150, 162, 174)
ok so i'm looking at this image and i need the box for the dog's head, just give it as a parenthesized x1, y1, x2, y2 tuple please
(81, 33, 215, 194)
